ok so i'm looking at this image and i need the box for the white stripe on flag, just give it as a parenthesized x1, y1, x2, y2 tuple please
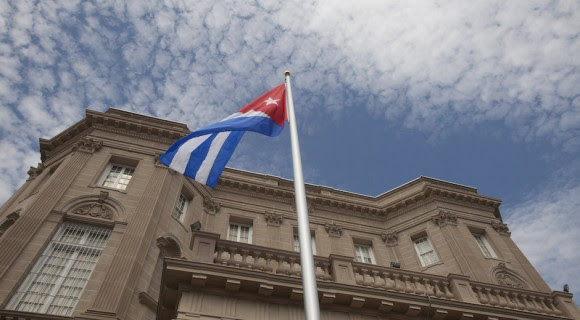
(220, 110, 269, 121)
(170, 134, 212, 174)
(195, 131, 231, 184)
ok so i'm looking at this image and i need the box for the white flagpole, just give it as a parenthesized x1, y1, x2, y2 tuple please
(285, 70, 321, 320)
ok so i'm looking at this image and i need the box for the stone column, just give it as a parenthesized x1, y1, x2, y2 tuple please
(432, 210, 475, 278)
(86, 162, 173, 318)
(0, 138, 102, 279)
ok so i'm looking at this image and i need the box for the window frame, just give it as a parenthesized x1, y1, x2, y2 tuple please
(353, 243, 376, 264)
(173, 193, 189, 222)
(473, 233, 497, 258)
(293, 232, 317, 255)
(7, 222, 111, 316)
(98, 163, 135, 190)
(413, 236, 440, 267)
(227, 222, 253, 244)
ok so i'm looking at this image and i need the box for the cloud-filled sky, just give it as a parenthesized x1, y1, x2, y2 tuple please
(1, 0, 579, 303)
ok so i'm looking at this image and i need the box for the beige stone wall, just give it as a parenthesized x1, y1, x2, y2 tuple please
(0, 108, 559, 320)
(177, 291, 396, 320)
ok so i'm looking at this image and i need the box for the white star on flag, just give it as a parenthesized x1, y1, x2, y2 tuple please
(264, 97, 279, 106)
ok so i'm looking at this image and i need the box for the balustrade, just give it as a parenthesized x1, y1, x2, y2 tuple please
(192, 235, 569, 318)
(352, 262, 454, 299)
(471, 283, 562, 315)
(214, 239, 332, 281)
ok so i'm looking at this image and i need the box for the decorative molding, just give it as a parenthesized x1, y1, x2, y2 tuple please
(154, 153, 173, 171)
(203, 197, 221, 215)
(72, 191, 112, 220)
(154, 153, 163, 167)
(73, 204, 113, 220)
(493, 263, 527, 289)
(291, 197, 315, 214)
(325, 222, 343, 238)
(491, 220, 511, 236)
(432, 210, 458, 227)
(381, 231, 398, 247)
(27, 163, 44, 181)
(218, 175, 500, 223)
(72, 137, 103, 154)
(137, 291, 158, 312)
(156, 235, 182, 258)
(91, 123, 184, 144)
(0, 210, 21, 236)
(264, 211, 283, 227)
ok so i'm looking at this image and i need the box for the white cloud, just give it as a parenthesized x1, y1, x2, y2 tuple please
(506, 178, 580, 302)
(0, 0, 578, 229)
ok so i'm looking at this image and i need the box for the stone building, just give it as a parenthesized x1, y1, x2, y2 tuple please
(0, 108, 578, 320)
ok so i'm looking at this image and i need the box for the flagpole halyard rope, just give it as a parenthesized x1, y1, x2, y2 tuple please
(285, 70, 321, 320)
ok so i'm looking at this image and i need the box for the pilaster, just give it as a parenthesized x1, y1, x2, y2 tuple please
(86, 163, 172, 318)
(0, 142, 97, 279)
(433, 210, 475, 278)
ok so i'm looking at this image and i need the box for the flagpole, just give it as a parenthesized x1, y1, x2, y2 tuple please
(285, 70, 320, 320)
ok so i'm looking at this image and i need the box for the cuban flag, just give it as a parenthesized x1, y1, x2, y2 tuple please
(160, 84, 287, 187)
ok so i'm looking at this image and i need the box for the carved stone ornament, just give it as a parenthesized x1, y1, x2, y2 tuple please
(73, 203, 113, 220)
(73, 137, 103, 154)
(0, 210, 21, 236)
(27, 163, 44, 181)
(381, 231, 398, 246)
(203, 197, 221, 215)
(72, 191, 112, 220)
(138, 291, 158, 312)
(491, 220, 511, 236)
(493, 263, 527, 289)
(432, 210, 458, 227)
(264, 211, 283, 227)
(156, 236, 182, 258)
(496, 273, 525, 289)
(325, 222, 343, 238)
(153, 153, 167, 168)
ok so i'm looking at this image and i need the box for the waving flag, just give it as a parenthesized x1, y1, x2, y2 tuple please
(160, 84, 287, 187)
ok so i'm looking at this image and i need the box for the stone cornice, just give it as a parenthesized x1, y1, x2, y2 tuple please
(215, 170, 502, 222)
(36, 108, 504, 223)
(40, 108, 190, 162)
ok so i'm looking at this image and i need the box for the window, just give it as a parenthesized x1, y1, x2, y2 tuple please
(173, 193, 189, 222)
(293, 232, 316, 255)
(227, 222, 252, 244)
(100, 164, 134, 190)
(414, 236, 439, 267)
(7, 222, 111, 316)
(473, 233, 497, 258)
(354, 244, 376, 264)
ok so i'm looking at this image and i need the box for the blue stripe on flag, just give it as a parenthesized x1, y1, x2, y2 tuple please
(205, 131, 245, 187)
(182, 133, 218, 179)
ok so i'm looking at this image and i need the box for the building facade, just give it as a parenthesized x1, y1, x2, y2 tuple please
(0, 108, 578, 320)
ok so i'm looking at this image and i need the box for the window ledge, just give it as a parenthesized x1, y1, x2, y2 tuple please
(89, 184, 128, 194)
(483, 256, 503, 262)
(171, 214, 190, 233)
(421, 261, 443, 271)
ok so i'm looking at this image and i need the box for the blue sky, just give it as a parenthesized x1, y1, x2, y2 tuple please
(1, 0, 579, 303)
